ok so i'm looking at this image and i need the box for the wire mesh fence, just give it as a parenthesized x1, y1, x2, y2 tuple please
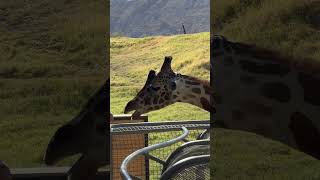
(147, 129, 205, 180)
(110, 119, 210, 180)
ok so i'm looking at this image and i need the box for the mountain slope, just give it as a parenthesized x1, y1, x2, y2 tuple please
(111, 0, 210, 37)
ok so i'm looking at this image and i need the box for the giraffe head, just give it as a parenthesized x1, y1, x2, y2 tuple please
(44, 80, 109, 165)
(124, 56, 178, 118)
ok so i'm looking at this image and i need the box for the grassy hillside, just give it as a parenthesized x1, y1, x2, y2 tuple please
(211, 0, 320, 179)
(110, 32, 210, 121)
(0, 0, 107, 167)
(212, 0, 320, 61)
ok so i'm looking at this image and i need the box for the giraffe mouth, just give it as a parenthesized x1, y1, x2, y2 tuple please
(124, 103, 141, 119)
(124, 109, 141, 119)
(131, 111, 142, 119)
(124, 100, 135, 114)
(124, 106, 133, 114)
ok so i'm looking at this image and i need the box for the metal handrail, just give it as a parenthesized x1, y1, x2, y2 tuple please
(111, 120, 210, 134)
(120, 127, 189, 180)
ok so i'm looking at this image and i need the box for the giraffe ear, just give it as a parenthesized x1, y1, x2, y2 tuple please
(160, 56, 173, 72)
(145, 70, 156, 86)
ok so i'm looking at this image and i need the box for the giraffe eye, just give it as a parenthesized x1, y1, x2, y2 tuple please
(151, 86, 160, 91)
(149, 85, 160, 91)
(170, 81, 176, 90)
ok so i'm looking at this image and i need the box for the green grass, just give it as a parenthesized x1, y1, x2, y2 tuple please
(212, 0, 320, 61)
(0, 0, 107, 167)
(212, 0, 320, 179)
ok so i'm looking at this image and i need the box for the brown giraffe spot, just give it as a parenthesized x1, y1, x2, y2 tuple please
(186, 81, 200, 85)
(250, 103, 273, 116)
(173, 95, 178, 99)
(231, 44, 247, 54)
(171, 82, 176, 90)
(212, 94, 222, 104)
(192, 88, 201, 94)
(289, 112, 320, 159)
(212, 51, 224, 57)
(260, 82, 291, 103)
(153, 96, 159, 104)
(223, 56, 234, 66)
(187, 94, 196, 98)
(203, 86, 213, 95)
(161, 92, 166, 97)
(164, 95, 169, 100)
(242, 101, 273, 116)
(212, 40, 220, 49)
(298, 72, 320, 106)
(240, 75, 257, 85)
(239, 60, 290, 76)
(159, 99, 164, 104)
(200, 97, 216, 113)
(211, 120, 228, 128)
(232, 110, 246, 121)
(223, 42, 233, 53)
(144, 98, 151, 105)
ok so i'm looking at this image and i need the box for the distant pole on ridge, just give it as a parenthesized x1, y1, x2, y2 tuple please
(182, 24, 186, 34)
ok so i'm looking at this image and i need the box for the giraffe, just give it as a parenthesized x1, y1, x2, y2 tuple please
(44, 79, 109, 180)
(211, 35, 320, 160)
(125, 39, 320, 160)
(124, 56, 215, 120)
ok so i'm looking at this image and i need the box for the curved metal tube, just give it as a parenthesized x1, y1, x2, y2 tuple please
(120, 127, 189, 180)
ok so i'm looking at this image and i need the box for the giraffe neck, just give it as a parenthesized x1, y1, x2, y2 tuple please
(171, 74, 214, 112)
(212, 35, 320, 159)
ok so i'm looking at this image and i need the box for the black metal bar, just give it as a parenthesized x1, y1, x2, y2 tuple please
(144, 153, 166, 165)
(144, 116, 150, 180)
(111, 120, 210, 128)
(182, 24, 186, 34)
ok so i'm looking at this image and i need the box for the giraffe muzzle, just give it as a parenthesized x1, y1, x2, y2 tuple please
(124, 100, 143, 119)
(124, 100, 136, 114)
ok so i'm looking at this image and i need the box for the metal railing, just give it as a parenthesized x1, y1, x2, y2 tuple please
(11, 167, 109, 180)
(120, 127, 189, 180)
(111, 120, 210, 180)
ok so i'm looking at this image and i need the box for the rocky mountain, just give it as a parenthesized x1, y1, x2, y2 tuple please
(110, 0, 210, 37)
